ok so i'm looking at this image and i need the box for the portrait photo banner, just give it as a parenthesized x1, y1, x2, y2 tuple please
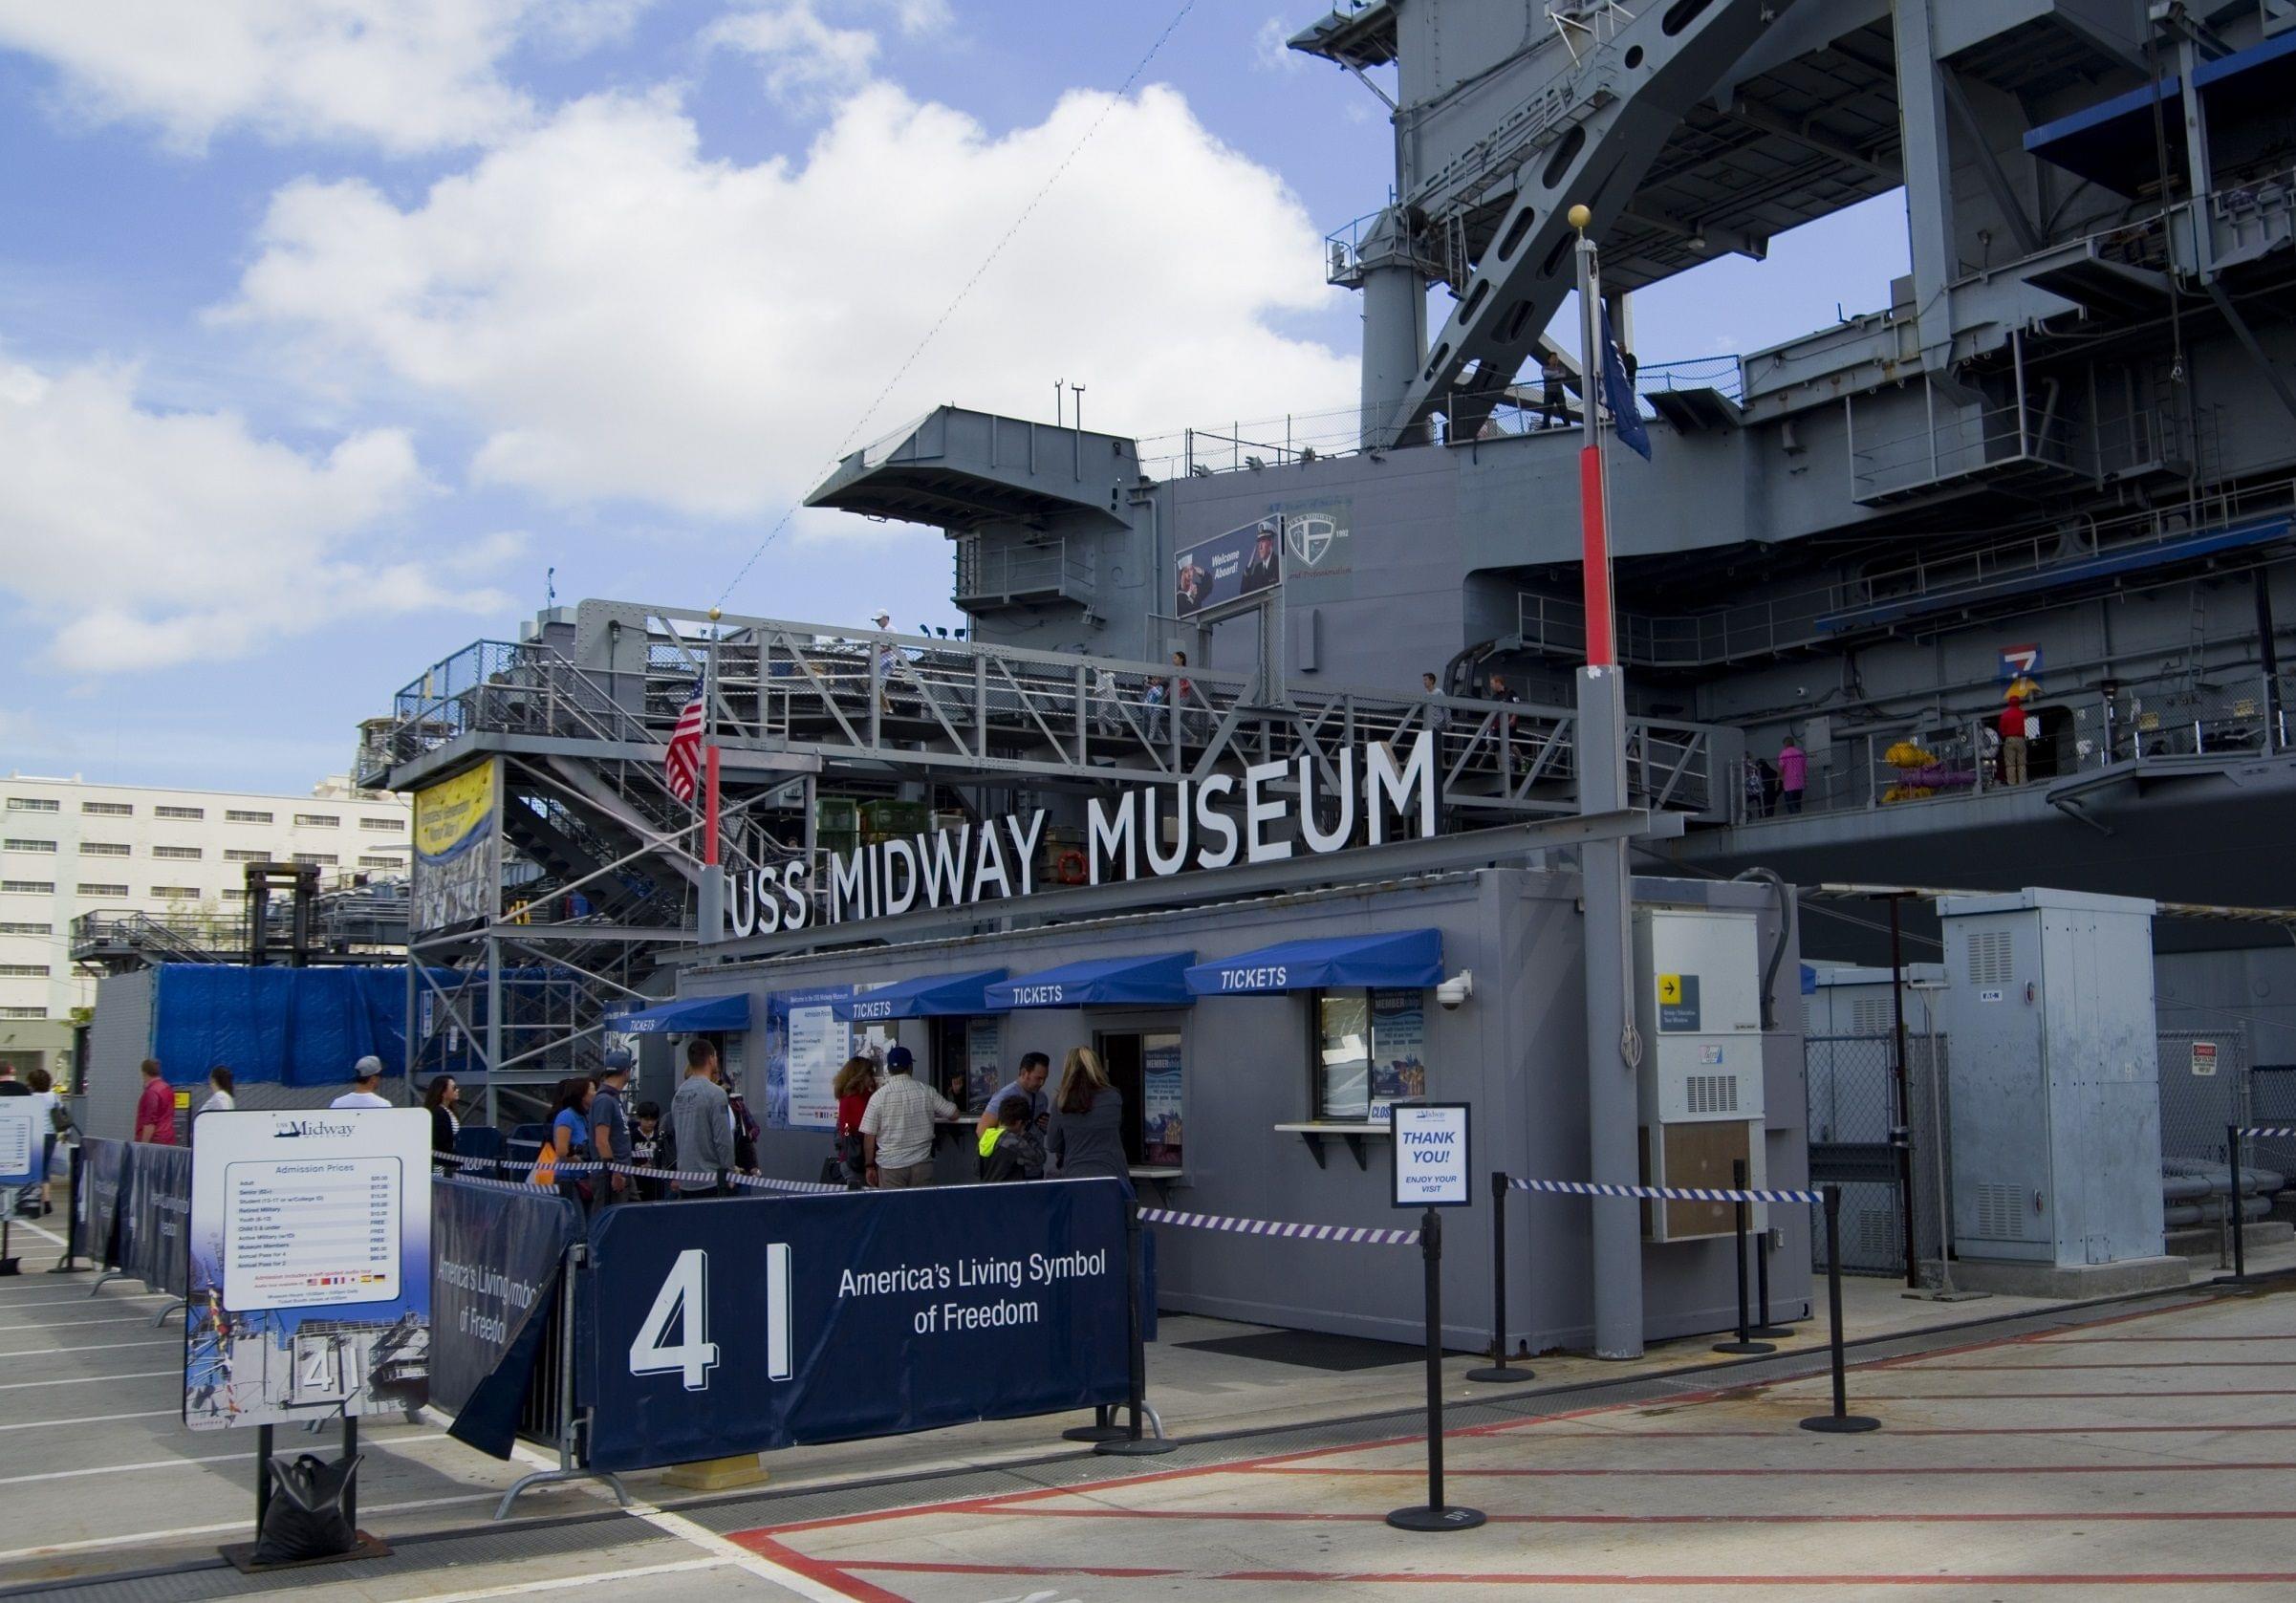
(581, 1178, 1132, 1471)
(1174, 517, 1284, 620)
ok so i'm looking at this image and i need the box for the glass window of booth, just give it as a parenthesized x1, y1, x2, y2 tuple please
(1311, 988, 1430, 1121)
(926, 1016, 1004, 1114)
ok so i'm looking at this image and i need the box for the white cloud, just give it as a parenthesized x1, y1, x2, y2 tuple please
(225, 82, 1354, 520)
(706, 3, 882, 108)
(0, 349, 509, 671)
(1254, 16, 1304, 74)
(0, 0, 650, 154)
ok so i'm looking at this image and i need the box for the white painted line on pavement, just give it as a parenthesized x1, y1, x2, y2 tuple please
(0, 1337, 181, 1355)
(0, 1408, 177, 1432)
(0, 1368, 177, 1389)
(0, 1291, 165, 1308)
(0, 1312, 179, 1328)
(412, 1557, 731, 1602)
(621, 1505, 849, 1603)
(0, 1433, 452, 1486)
(0, 1490, 504, 1563)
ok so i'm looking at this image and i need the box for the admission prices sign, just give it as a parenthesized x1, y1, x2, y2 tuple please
(184, 1109, 432, 1430)
(0, 1100, 38, 1190)
(1390, 1102, 1471, 1208)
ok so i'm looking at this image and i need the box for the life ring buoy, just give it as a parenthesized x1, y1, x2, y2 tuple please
(1055, 849, 1088, 886)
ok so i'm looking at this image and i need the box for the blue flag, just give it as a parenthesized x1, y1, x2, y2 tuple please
(1600, 311, 1651, 461)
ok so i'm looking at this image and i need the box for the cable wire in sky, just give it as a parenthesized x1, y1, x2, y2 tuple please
(715, 0, 1201, 609)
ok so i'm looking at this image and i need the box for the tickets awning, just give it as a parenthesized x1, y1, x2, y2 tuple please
(984, 952, 1195, 1010)
(1184, 929, 1443, 996)
(831, 969, 1007, 1021)
(608, 992, 752, 1035)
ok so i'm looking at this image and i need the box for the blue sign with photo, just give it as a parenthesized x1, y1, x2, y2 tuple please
(580, 1179, 1131, 1470)
(1175, 517, 1283, 619)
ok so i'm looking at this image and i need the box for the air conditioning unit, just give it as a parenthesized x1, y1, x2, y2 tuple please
(1634, 907, 1766, 1243)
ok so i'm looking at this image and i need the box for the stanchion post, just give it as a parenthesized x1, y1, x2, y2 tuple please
(1097, 1196, 1174, 1457)
(1800, 1185, 1880, 1435)
(49, 1142, 89, 1274)
(1714, 1159, 1775, 1355)
(255, 1422, 273, 1536)
(1386, 1208, 1485, 1531)
(1751, 1186, 1789, 1339)
(1467, 1171, 1531, 1384)
(2228, 1123, 2247, 1284)
(342, 1415, 358, 1534)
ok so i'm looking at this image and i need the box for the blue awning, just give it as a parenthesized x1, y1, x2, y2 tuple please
(984, 952, 1195, 1010)
(608, 992, 751, 1035)
(832, 969, 1007, 1022)
(1185, 929, 1443, 996)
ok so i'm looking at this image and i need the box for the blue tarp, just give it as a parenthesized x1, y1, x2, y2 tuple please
(609, 992, 752, 1035)
(985, 952, 1195, 1010)
(832, 969, 1007, 1022)
(1184, 929, 1443, 996)
(150, 964, 421, 1087)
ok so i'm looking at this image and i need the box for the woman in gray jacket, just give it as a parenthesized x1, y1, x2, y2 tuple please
(1047, 1046, 1129, 1189)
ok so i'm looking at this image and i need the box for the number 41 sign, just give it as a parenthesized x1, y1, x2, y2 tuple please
(1390, 1103, 1471, 1208)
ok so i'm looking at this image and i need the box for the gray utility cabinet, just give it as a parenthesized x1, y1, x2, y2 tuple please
(1937, 888, 2163, 1267)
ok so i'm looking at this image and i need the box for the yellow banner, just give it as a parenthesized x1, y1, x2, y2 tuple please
(414, 760, 497, 860)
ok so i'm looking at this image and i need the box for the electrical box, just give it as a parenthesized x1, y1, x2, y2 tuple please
(1634, 907, 1766, 1242)
(1805, 964, 1946, 1037)
(1937, 889, 2164, 1267)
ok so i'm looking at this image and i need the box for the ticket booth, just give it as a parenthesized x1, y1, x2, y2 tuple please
(986, 953, 1195, 1178)
(832, 969, 1007, 1115)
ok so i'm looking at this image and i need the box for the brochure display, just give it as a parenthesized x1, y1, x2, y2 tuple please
(185, 1108, 432, 1431)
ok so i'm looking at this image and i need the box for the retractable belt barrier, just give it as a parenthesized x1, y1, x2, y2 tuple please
(1137, 1206, 1419, 1246)
(1482, 1167, 1878, 1435)
(439, 1152, 846, 1196)
(2220, 1125, 2296, 1283)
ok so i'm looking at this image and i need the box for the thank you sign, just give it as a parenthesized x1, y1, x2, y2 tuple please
(1391, 1102, 1471, 1209)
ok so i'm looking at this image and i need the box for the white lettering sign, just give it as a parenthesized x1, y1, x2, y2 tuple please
(1390, 1102, 1471, 1209)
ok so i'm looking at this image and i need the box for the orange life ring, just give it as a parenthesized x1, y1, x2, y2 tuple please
(1055, 849, 1088, 886)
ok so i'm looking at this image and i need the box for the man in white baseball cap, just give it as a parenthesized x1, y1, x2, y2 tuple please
(869, 609, 899, 715)
(330, 1055, 394, 1109)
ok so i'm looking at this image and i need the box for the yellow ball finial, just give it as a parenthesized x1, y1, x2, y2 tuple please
(1567, 204, 1592, 231)
(707, 607, 722, 621)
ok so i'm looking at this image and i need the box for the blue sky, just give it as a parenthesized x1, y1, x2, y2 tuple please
(0, 2, 1907, 793)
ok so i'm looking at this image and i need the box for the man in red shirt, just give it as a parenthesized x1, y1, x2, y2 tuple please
(134, 1058, 176, 1145)
(2000, 697, 2030, 787)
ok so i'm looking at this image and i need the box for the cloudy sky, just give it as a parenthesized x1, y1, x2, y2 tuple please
(0, 1, 1906, 792)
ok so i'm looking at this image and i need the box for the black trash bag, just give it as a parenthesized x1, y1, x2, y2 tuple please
(251, 1452, 361, 1565)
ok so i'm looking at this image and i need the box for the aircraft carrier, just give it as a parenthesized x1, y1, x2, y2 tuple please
(356, 0, 2296, 1105)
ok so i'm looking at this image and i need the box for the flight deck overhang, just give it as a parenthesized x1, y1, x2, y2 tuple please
(2025, 30, 2296, 195)
(806, 406, 1134, 532)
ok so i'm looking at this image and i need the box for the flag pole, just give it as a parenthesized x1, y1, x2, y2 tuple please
(699, 608, 725, 942)
(1568, 201, 1643, 1359)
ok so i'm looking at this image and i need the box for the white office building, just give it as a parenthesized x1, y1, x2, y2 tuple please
(0, 774, 411, 1080)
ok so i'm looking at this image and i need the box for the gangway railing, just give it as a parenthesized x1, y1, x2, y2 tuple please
(367, 608, 1727, 821)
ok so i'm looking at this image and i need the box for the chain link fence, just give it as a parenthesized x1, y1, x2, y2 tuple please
(2156, 1028, 2250, 1164)
(1805, 1031, 1951, 1278)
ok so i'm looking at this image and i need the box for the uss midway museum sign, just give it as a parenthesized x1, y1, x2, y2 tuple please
(722, 729, 1441, 936)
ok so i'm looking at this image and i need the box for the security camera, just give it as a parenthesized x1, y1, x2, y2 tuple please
(1436, 970, 1474, 1010)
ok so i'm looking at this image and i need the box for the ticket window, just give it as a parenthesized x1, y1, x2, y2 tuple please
(1093, 1028, 1183, 1168)
(1310, 988, 1430, 1122)
(928, 1016, 1006, 1115)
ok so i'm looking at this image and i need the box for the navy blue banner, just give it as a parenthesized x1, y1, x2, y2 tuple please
(581, 1180, 1132, 1471)
(433, 1178, 582, 1459)
(79, 1137, 129, 1270)
(121, 1142, 191, 1298)
(1175, 517, 1283, 619)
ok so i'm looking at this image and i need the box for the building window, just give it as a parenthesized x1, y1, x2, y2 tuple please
(5, 797, 58, 812)
(149, 885, 201, 899)
(227, 809, 273, 824)
(4, 839, 57, 854)
(80, 842, 131, 857)
(224, 849, 268, 862)
(0, 921, 52, 935)
(293, 853, 338, 867)
(220, 888, 244, 899)
(359, 816, 402, 832)
(2, 881, 56, 895)
(0, 964, 48, 977)
(155, 805, 205, 821)
(76, 882, 128, 898)
(81, 800, 132, 816)
(152, 845, 204, 860)
(0, 1007, 44, 1020)
(357, 855, 404, 869)
(295, 813, 340, 828)
(1310, 989, 1430, 1122)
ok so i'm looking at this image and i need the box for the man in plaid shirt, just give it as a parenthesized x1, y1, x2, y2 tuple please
(859, 1045, 955, 1188)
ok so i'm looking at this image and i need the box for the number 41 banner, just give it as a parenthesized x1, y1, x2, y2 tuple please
(582, 1180, 1130, 1470)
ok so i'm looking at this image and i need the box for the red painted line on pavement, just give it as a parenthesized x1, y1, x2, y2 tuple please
(1241, 1461, 2296, 1478)
(1524, 1422, 2296, 1437)
(835, 1558, 2296, 1588)
(1821, 1389, 2296, 1399)
(1907, 1361, 2296, 1370)
(977, 1505, 2296, 1527)
(2037, 1334, 2296, 1343)
(729, 1530, 909, 1602)
(847, 1559, 1187, 1579)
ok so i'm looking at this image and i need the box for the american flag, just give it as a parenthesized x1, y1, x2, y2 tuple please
(664, 683, 704, 803)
